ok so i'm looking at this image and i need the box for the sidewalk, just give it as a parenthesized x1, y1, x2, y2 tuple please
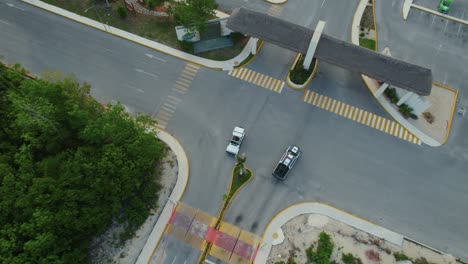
(351, 0, 458, 147)
(135, 128, 189, 264)
(20, 0, 257, 71)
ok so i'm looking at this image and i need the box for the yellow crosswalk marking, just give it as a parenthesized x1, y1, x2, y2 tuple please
(302, 90, 421, 145)
(228, 68, 284, 94)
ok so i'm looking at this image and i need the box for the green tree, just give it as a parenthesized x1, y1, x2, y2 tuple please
(170, 0, 218, 33)
(235, 153, 246, 176)
(0, 63, 164, 263)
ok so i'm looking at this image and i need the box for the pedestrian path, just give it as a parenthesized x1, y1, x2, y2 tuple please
(152, 202, 260, 264)
(154, 63, 199, 129)
(228, 68, 285, 94)
(302, 90, 421, 145)
(267, 4, 284, 17)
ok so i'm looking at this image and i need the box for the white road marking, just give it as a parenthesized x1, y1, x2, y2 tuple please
(171, 256, 177, 264)
(6, 3, 25, 11)
(0, 19, 11, 26)
(205, 260, 216, 264)
(145, 53, 167, 62)
(135, 69, 158, 79)
(320, 0, 327, 8)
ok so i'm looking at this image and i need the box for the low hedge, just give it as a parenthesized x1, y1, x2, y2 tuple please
(289, 55, 315, 85)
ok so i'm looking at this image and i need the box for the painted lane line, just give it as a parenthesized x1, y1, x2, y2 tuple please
(144, 53, 167, 62)
(0, 19, 12, 26)
(6, 3, 25, 11)
(135, 69, 158, 79)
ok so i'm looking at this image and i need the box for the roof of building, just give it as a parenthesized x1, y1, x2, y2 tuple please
(227, 8, 432, 95)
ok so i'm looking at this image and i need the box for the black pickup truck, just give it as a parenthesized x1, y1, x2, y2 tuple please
(272, 145, 301, 180)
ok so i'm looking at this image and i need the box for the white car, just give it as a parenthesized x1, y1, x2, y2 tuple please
(226, 126, 245, 155)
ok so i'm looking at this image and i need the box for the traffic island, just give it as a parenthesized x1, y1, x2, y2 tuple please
(262, 204, 457, 264)
(352, 0, 458, 146)
(199, 159, 253, 264)
(286, 53, 318, 90)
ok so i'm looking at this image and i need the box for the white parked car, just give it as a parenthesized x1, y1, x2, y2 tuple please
(226, 126, 245, 155)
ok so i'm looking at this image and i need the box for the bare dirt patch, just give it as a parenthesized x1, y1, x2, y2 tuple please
(89, 146, 178, 264)
(268, 214, 456, 264)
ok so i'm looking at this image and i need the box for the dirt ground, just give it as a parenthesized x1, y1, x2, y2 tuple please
(268, 214, 456, 264)
(89, 147, 178, 264)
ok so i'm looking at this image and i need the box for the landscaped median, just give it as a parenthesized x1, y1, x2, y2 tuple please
(199, 154, 253, 263)
(286, 53, 318, 90)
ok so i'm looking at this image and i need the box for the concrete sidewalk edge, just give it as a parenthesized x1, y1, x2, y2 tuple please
(20, 0, 256, 71)
(135, 128, 189, 264)
(351, 0, 441, 147)
(254, 202, 404, 263)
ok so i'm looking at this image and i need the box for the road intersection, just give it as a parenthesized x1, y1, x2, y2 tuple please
(1, 0, 468, 262)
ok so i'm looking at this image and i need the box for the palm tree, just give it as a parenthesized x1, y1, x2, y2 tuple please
(235, 153, 247, 176)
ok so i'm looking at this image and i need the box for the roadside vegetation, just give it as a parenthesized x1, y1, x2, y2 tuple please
(358, 0, 377, 51)
(289, 55, 316, 85)
(42, 0, 247, 60)
(0, 63, 165, 263)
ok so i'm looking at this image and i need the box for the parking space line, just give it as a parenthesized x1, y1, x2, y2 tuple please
(302, 90, 421, 145)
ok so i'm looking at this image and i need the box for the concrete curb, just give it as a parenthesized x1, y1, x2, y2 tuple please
(135, 128, 189, 264)
(351, 0, 441, 147)
(254, 202, 404, 264)
(411, 3, 468, 25)
(264, 0, 288, 4)
(285, 54, 319, 90)
(402, 0, 413, 20)
(20, 0, 257, 71)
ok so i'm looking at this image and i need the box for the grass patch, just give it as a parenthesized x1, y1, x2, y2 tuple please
(359, 38, 376, 50)
(40, 0, 182, 48)
(289, 55, 315, 85)
(227, 166, 252, 201)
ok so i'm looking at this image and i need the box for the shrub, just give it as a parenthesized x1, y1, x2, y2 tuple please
(398, 104, 413, 118)
(146, 0, 157, 9)
(306, 232, 334, 264)
(384, 87, 399, 103)
(275, 262, 286, 264)
(287, 256, 297, 264)
(342, 253, 363, 264)
(394, 252, 411, 261)
(179, 40, 193, 53)
(230, 32, 246, 43)
(116, 3, 127, 19)
(360, 32, 365, 37)
(289, 55, 315, 85)
(423, 111, 434, 123)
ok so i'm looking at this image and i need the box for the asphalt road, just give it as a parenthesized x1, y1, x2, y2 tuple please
(1, 0, 468, 261)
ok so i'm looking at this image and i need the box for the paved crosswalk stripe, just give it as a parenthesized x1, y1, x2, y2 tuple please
(176, 80, 190, 87)
(181, 73, 194, 80)
(168, 95, 181, 102)
(163, 103, 177, 110)
(228, 68, 284, 93)
(302, 90, 421, 145)
(186, 64, 200, 71)
(184, 67, 198, 75)
(161, 106, 175, 113)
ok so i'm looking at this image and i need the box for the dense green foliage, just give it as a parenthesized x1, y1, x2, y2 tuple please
(0, 64, 164, 263)
(289, 56, 315, 85)
(170, 0, 218, 33)
(306, 232, 334, 264)
(394, 252, 411, 261)
(116, 3, 128, 19)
